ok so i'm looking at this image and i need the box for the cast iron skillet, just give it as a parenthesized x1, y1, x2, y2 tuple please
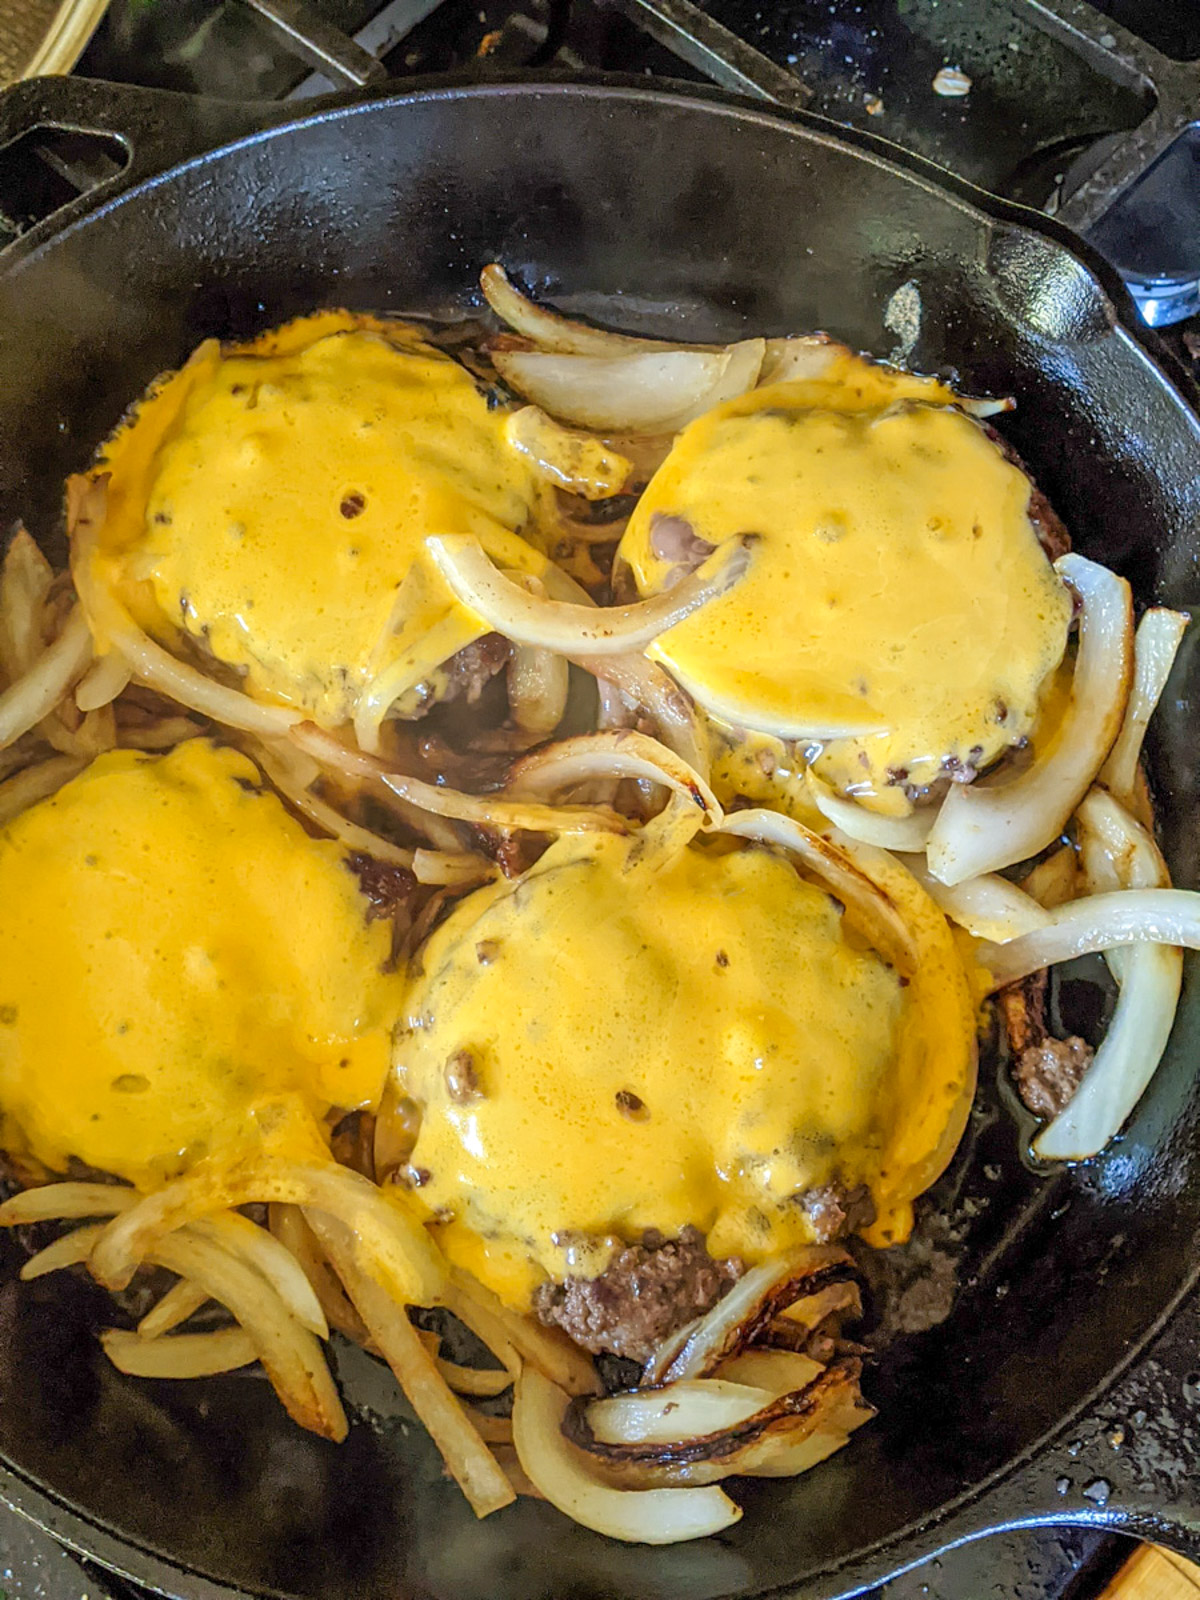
(0, 71, 1198, 1600)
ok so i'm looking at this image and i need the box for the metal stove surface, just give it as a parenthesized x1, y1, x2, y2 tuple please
(0, 3, 1195, 1597)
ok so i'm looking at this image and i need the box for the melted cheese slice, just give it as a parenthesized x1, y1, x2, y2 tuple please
(0, 741, 402, 1189)
(91, 313, 550, 727)
(393, 830, 969, 1309)
(619, 380, 1072, 808)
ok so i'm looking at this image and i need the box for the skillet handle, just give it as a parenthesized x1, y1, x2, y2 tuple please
(0, 76, 277, 244)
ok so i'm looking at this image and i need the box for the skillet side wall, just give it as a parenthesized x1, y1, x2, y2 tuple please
(0, 84, 1197, 1600)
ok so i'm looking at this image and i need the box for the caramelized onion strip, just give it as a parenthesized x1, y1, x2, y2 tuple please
(0, 527, 54, 682)
(101, 1327, 258, 1379)
(138, 1279, 212, 1338)
(18, 1221, 107, 1279)
(927, 555, 1133, 885)
(425, 532, 753, 658)
(75, 652, 132, 713)
(445, 1269, 601, 1397)
(512, 1367, 742, 1543)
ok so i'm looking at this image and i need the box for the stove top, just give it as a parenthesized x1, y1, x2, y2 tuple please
(0, 3, 1197, 1596)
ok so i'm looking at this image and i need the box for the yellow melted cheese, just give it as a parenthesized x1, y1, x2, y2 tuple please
(393, 829, 972, 1308)
(0, 740, 403, 1189)
(90, 313, 550, 726)
(619, 382, 1073, 808)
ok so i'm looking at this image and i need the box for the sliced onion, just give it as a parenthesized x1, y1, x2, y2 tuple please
(0, 606, 92, 753)
(757, 336, 839, 387)
(0, 1181, 135, 1225)
(253, 741, 415, 869)
(505, 572, 570, 734)
(445, 1268, 601, 1398)
(194, 1211, 328, 1339)
(75, 652, 132, 713)
(492, 341, 764, 434)
(1099, 607, 1190, 808)
(508, 730, 719, 820)
(977, 888, 1200, 990)
(719, 808, 918, 977)
(307, 1213, 515, 1518)
(564, 1360, 870, 1489)
(481, 264, 684, 357)
(900, 854, 1051, 942)
(101, 1327, 258, 1379)
(412, 849, 498, 887)
(144, 1227, 346, 1441)
(503, 407, 632, 500)
(0, 754, 87, 828)
(773, 1278, 862, 1334)
(806, 771, 934, 852)
(116, 716, 206, 752)
(652, 1246, 855, 1385)
(69, 475, 300, 741)
(512, 1366, 742, 1543)
(437, 1359, 512, 1399)
(927, 555, 1133, 885)
(19, 1221, 107, 1279)
(716, 1350, 823, 1394)
(956, 395, 1016, 419)
(426, 532, 752, 658)
(88, 1158, 446, 1308)
(587, 1380, 776, 1446)
(1020, 843, 1079, 910)
(1033, 789, 1181, 1160)
(138, 1278, 211, 1338)
(0, 527, 54, 682)
(268, 1203, 370, 1345)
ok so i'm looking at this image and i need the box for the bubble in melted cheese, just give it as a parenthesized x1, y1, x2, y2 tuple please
(619, 375, 1073, 809)
(0, 740, 403, 1189)
(92, 313, 550, 726)
(392, 830, 971, 1309)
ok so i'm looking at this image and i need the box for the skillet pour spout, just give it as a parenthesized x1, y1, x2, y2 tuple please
(0, 70, 1198, 1600)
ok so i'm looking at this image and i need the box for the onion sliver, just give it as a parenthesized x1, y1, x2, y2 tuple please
(293, 722, 627, 837)
(1099, 606, 1189, 808)
(1033, 790, 1181, 1160)
(806, 771, 934, 853)
(19, 1222, 107, 1279)
(653, 1246, 855, 1385)
(977, 888, 1200, 990)
(481, 264, 683, 357)
(588, 1380, 776, 1446)
(437, 1359, 512, 1399)
(0, 606, 92, 752)
(900, 855, 1051, 942)
(926, 554, 1133, 885)
(145, 1227, 347, 1441)
(412, 849, 497, 887)
(101, 1327, 258, 1379)
(1021, 843, 1079, 910)
(426, 532, 753, 658)
(504, 407, 632, 500)
(0, 527, 54, 681)
(0, 754, 87, 828)
(717, 1350, 823, 1395)
(254, 741, 415, 870)
(719, 809, 917, 977)
(446, 1268, 602, 1397)
(75, 651, 132, 713)
(0, 1181, 135, 1225)
(512, 1367, 741, 1543)
(194, 1211, 328, 1339)
(308, 1213, 515, 1518)
(509, 730, 719, 820)
(88, 1158, 445, 1307)
(757, 336, 839, 387)
(269, 1203, 370, 1346)
(138, 1279, 211, 1338)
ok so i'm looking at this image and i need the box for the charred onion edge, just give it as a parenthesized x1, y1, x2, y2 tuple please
(565, 1358, 863, 1468)
(425, 531, 754, 658)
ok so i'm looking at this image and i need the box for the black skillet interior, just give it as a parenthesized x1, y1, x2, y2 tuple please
(0, 76, 1198, 1600)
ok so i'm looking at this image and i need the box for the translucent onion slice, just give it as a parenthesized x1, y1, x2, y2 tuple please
(101, 1327, 258, 1379)
(503, 406, 632, 500)
(977, 888, 1200, 990)
(437, 1360, 512, 1399)
(652, 1246, 855, 1385)
(194, 1211, 328, 1339)
(481, 264, 684, 357)
(268, 1203, 370, 1346)
(587, 1380, 776, 1446)
(0, 606, 92, 752)
(293, 723, 627, 838)
(926, 554, 1133, 885)
(425, 532, 752, 658)
(1020, 843, 1079, 910)
(88, 1158, 445, 1307)
(508, 730, 719, 821)
(1099, 607, 1190, 808)
(0, 1181, 135, 1225)
(505, 572, 570, 735)
(717, 1350, 823, 1395)
(565, 1360, 870, 1489)
(253, 741, 415, 870)
(806, 771, 934, 853)
(116, 716, 206, 752)
(19, 1221, 107, 1279)
(1033, 789, 1181, 1160)
(138, 1279, 211, 1338)
(75, 652, 132, 713)
(0, 527, 54, 682)
(69, 475, 300, 741)
(900, 854, 1051, 942)
(512, 1366, 742, 1544)
(719, 808, 917, 978)
(0, 754, 87, 828)
(145, 1227, 347, 1441)
(445, 1268, 602, 1397)
(412, 849, 498, 887)
(492, 341, 764, 434)
(307, 1213, 515, 1518)
(757, 336, 839, 387)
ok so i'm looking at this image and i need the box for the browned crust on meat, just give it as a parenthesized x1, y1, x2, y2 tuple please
(998, 971, 1094, 1118)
